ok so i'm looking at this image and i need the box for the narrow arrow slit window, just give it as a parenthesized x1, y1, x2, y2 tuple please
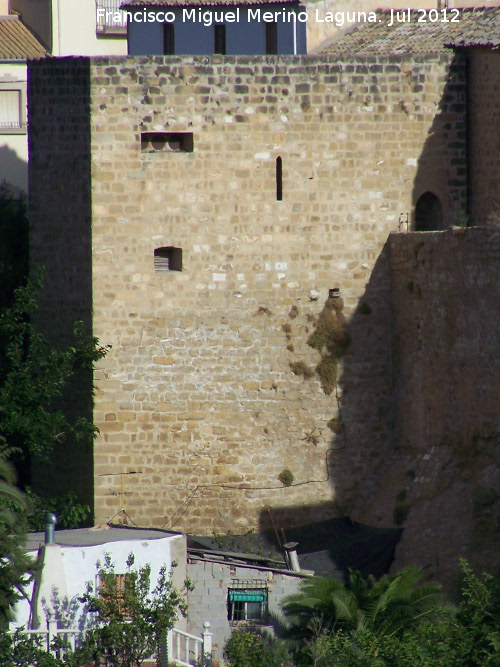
(276, 156, 283, 201)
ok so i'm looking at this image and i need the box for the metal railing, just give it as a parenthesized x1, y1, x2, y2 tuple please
(96, 0, 127, 34)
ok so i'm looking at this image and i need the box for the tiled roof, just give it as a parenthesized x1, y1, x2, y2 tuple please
(446, 6, 500, 48)
(122, 0, 300, 6)
(321, 7, 500, 56)
(0, 16, 46, 59)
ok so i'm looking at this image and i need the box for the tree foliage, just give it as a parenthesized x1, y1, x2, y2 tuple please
(0, 444, 37, 629)
(0, 275, 108, 464)
(24, 488, 91, 532)
(225, 629, 294, 667)
(281, 566, 445, 640)
(73, 553, 193, 667)
(225, 563, 500, 667)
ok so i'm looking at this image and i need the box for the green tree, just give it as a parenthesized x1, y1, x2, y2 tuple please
(0, 275, 108, 463)
(24, 488, 90, 532)
(280, 575, 344, 639)
(0, 189, 102, 525)
(281, 567, 445, 640)
(0, 276, 108, 524)
(0, 444, 37, 629)
(73, 553, 193, 667)
(225, 629, 294, 667)
(449, 559, 500, 666)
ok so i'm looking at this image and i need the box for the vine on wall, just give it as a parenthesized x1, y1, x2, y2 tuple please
(307, 297, 351, 395)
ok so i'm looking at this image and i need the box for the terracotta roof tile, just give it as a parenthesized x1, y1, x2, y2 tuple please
(320, 7, 500, 56)
(446, 6, 500, 48)
(0, 16, 46, 59)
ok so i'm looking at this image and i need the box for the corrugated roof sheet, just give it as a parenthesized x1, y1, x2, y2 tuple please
(122, 0, 299, 7)
(0, 16, 46, 59)
(321, 7, 500, 56)
(188, 517, 403, 580)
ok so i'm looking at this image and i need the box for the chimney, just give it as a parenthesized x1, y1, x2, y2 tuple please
(44, 513, 57, 544)
(283, 541, 301, 572)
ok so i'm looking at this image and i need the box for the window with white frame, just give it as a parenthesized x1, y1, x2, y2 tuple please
(0, 76, 26, 135)
(96, 0, 127, 34)
(0, 89, 22, 131)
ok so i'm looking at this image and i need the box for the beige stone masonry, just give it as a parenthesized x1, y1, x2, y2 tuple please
(28, 53, 466, 535)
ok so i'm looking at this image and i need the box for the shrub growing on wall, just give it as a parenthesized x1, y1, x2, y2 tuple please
(307, 297, 351, 395)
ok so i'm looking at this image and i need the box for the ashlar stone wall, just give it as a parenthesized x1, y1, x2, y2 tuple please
(28, 53, 465, 534)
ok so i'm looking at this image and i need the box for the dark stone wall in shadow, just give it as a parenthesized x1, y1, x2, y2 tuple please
(28, 58, 94, 516)
(261, 228, 500, 594)
(387, 228, 500, 593)
(411, 52, 467, 230)
(329, 240, 396, 522)
(466, 50, 500, 225)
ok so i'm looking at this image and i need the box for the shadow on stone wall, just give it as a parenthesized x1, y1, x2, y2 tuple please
(261, 228, 500, 595)
(28, 58, 94, 519)
(411, 52, 466, 230)
(258, 52, 480, 590)
(0, 144, 28, 195)
(259, 238, 397, 563)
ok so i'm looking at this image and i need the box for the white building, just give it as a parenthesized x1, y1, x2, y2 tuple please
(0, 5, 45, 192)
(13, 525, 187, 634)
(10, 0, 127, 56)
(0, 0, 127, 192)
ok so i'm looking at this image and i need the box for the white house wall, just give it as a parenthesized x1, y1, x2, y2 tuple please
(0, 61, 27, 192)
(12, 533, 186, 631)
(11, 0, 126, 56)
(52, 0, 127, 56)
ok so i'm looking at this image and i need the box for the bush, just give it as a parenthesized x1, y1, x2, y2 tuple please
(225, 630, 294, 667)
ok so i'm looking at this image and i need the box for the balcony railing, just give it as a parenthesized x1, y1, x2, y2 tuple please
(14, 621, 213, 667)
(168, 624, 213, 667)
(96, 0, 127, 34)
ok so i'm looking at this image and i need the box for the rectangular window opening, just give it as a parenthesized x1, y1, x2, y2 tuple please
(227, 583, 268, 624)
(214, 24, 226, 55)
(0, 90, 21, 131)
(97, 573, 132, 619)
(154, 246, 183, 272)
(141, 132, 193, 153)
(266, 22, 278, 55)
(163, 23, 175, 54)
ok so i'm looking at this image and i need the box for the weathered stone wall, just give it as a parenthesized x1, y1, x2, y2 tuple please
(28, 53, 466, 535)
(187, 559, 302, 661)
(467, 49, 500, 226)
(361, 228, 500, 591)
